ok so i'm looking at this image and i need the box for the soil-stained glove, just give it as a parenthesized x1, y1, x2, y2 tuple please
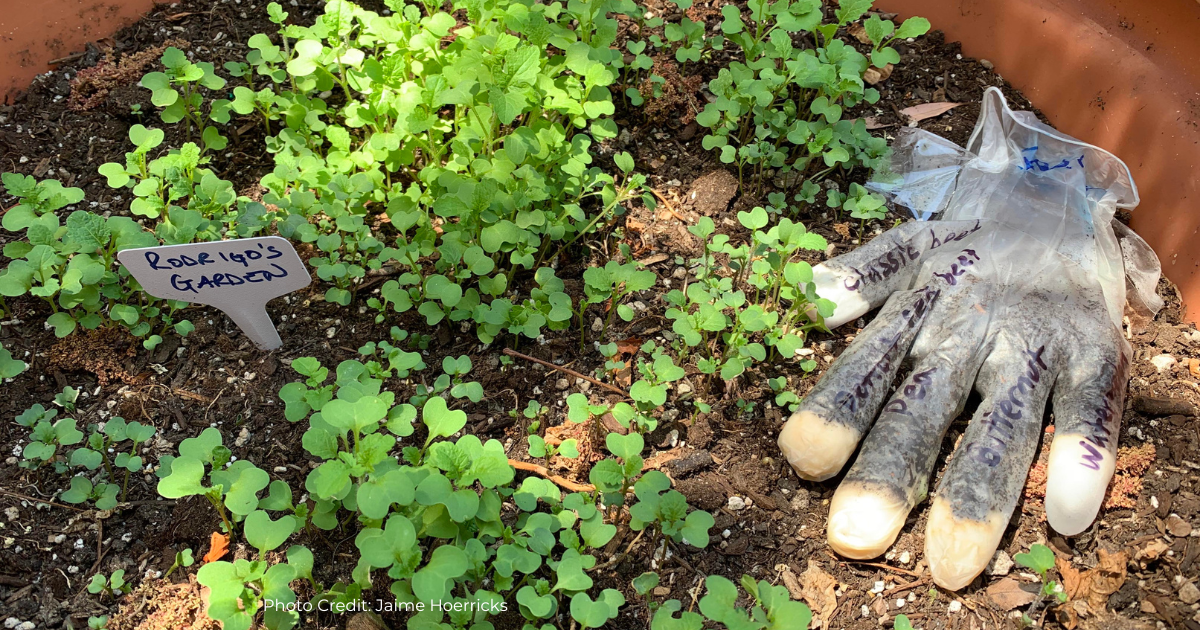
(777, 88, 1162, 590)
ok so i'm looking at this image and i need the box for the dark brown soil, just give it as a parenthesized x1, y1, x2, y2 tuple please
(1, 1, 1196, 630)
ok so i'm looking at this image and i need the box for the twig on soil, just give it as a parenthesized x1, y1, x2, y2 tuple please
(883, 576, 931, 596)
(508, 459, 595, 493)
(824, 550, 922, 577)
(0, 489, 86, 511)
(502, 348, 628, 397)
(0, 575, 29, 588)
(89, 517, 104, 577)
(590, 529, 646, 572)
(204, 386, 227, 424)
(647, 188, 688, 223)
(48, 52, 86, 66)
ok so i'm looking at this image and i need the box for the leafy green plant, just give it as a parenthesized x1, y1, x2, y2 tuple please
(356, 330, 427, 380)
(410, 355, 484, 405)
(234, 0, 655, 349)
(862, 13, 932, 69)
(629, 470, 715, 548)
(1014, 543, 1067, 624)
(140, 47, 232, 151)
(87, 616, 109, 630)
(54, 386, 80, 411)
(0, 170, 203, 346)
(650, 574, 812, 629)
(683, 0, 922, 198)
(87, 570, 130, 599)
(180, 348, 716, 630)
(582, 259, 656, 342)
(15, 402, 82, 471)
(664, 215, 830, 384)
(0, 172, 85, 234)
(166, 548, 195, 578)
(156, 427, 269, 538)
(0, 345, 26, 379)
(66, 416, 157, 506)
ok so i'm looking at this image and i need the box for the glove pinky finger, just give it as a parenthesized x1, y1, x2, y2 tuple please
(1045, 341, 1131, 536)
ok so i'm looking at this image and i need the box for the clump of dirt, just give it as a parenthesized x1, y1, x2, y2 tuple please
(47, 326, 140, 385)
(637, 56, 704, 126)
(68, 40, 189, 112)
(1025, 441, 1158, 516)
(109, 575, 219, 630)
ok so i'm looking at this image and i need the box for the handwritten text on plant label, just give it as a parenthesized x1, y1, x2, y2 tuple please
(117, 236, 310, 350)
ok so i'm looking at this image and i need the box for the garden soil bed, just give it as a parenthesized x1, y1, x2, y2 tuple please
(2, 1, 1199, 629)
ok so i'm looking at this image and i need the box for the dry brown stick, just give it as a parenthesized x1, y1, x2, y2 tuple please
(508, 459, 596, 493)
(883, 575, 931, 596)
(48, 52, 86, 65)
(590, 529, 646, 572)
(0, 488, 86, 512)
(502, 348, 628, 397)
(825, 550, 922, 578)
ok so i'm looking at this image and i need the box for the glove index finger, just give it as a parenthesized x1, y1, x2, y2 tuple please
(779, 285, 937, 481)
(816, 219, 984, 328)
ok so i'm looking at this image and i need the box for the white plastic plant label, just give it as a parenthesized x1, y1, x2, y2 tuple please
(117, 236, 310, 350)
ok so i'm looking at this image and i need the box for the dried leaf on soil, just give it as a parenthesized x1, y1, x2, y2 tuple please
(202, 532, 229, 564)
(902, 101, 964, 121)
(1133, 539, 1169, 565)
(986, 577, 1038, 610)
(863, 64, 894, 85)
(1058, 548, 1128, 611)
(799, 559, 838, 628)
(847, 22, 872, 44)
(862, 102, 964, 129)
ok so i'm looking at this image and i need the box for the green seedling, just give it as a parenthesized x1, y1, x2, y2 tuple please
(582, 260, 656, 342)
(1013, 543, 1067, 625)
(157, 427, 267, 538)
(862, 14, 932, 70)
(0, 345, 27, 378)
(140, 47, 231, 150)
(54, 385, 80, 411)
(69, 416, 157, 504)
(166, 548, 195, 578)
(629, 470, 715, 548)
(87, 570, 130, 599)
(410, 355, 483, 406)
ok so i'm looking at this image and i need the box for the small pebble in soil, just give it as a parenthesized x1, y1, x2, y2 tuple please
(274, 466, 287, 473)
(987, 550, 1014, 576)
(895, 599, 905, 609)
(727, 496, 747, 510)
(949, 600, 963, 613)
(980, 59, 995, 70)
(1167, 514, 1192, 537)
(1180, 581, 1200, 605)
(861, 605, 870, 618)
(555, 378, 569, 390)
(871, 581, 885, 594)
(899, 551, 911, 564)
(74, 538, 84, 550)
(1150, 354, 1177, 373)
(722, 529, 731, 538)
(592, 317, 604, 332)
(3, 619, 18, 630)
(53, 534, 65, 544)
